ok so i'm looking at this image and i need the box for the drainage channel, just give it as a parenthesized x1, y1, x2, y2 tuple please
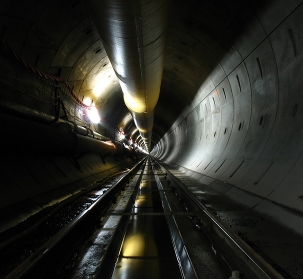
(111, 158, 182, 279)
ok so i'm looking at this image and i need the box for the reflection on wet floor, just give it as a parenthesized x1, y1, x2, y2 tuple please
(112, 163, 182, 279)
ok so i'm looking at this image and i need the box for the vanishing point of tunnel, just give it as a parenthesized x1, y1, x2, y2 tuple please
(1, 0, 303, 278)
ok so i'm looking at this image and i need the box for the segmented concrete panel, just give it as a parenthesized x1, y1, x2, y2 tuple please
(155, 2, 303, 215)
(1, 0, 303, 232)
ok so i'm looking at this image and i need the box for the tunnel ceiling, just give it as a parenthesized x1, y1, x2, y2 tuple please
(0, 0, 282, 150)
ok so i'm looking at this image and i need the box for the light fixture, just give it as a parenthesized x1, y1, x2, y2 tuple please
(87, 106, 100, 123)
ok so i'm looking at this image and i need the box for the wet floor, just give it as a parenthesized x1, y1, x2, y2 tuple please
(164, 163, 303, 279)
(112, 162, 182, 279)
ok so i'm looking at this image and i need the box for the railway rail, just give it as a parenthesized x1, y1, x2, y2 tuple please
(152, 159, 284, 279)
(2, 157, 284, 279)
(1, 160, 144, 279)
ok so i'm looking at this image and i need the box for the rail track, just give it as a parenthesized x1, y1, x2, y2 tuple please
(2, 157, 284, 279)
(1, 160, 144, 279)
(151, 159, 284, 279)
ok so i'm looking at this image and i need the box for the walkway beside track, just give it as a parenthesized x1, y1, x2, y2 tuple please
(160, 162, 303, 279)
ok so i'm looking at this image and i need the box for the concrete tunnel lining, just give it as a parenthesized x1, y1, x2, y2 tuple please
(0, 0, 303, 236)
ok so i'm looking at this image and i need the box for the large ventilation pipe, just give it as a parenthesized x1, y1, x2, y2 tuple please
(88, 0, 170, 151)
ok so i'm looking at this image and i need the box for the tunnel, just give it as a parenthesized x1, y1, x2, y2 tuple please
(1, 0, 303, 278)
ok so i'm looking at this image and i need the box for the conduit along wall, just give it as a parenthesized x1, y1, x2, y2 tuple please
(0, 111, 142, 232)
(0, 41, 142, 232)
(88, 0, 171, 151)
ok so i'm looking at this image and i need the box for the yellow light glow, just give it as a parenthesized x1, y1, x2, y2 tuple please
(87, 106, 100, 123)
(130, 128, 138, 137)
(120, 80, 160, 113)
(122, 234, 145, 257)
(123, 92, 146, 113)
(138, 127, 148, 133)
(92, 67, 117, 98)
(83, 96, 92, 106)
(135, 193, 147, 207)
(120, 113, 133, 128)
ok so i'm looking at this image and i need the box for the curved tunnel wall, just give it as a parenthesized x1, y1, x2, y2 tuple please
(1, 0, 303, 235)
(0, 36, 142, 233)
(152, 2, 303, 215)
(0, 146, 138, 233)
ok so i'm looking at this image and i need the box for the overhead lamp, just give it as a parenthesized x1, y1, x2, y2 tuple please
(87, 106, 100, 123)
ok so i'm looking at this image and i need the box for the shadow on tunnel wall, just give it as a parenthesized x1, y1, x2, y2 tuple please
(153, 0, 273, 142)
(152, 0, 303, 221)
(0, 40, 143, 232)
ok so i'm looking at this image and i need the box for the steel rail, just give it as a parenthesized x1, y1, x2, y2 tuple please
(153, 159, 284, 279)
(104, 211, 198, 216)
(0, 169, 130, 252)
(152, 162, 199, 279)
(5, 158, 146, 279)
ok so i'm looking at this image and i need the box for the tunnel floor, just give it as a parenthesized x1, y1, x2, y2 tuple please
(112, 162, 182, 279)
(161, 163, 303, 279)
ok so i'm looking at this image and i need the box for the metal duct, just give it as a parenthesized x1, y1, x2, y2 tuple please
(88, 0, 171, 151)
(0, 100, 111, 141)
